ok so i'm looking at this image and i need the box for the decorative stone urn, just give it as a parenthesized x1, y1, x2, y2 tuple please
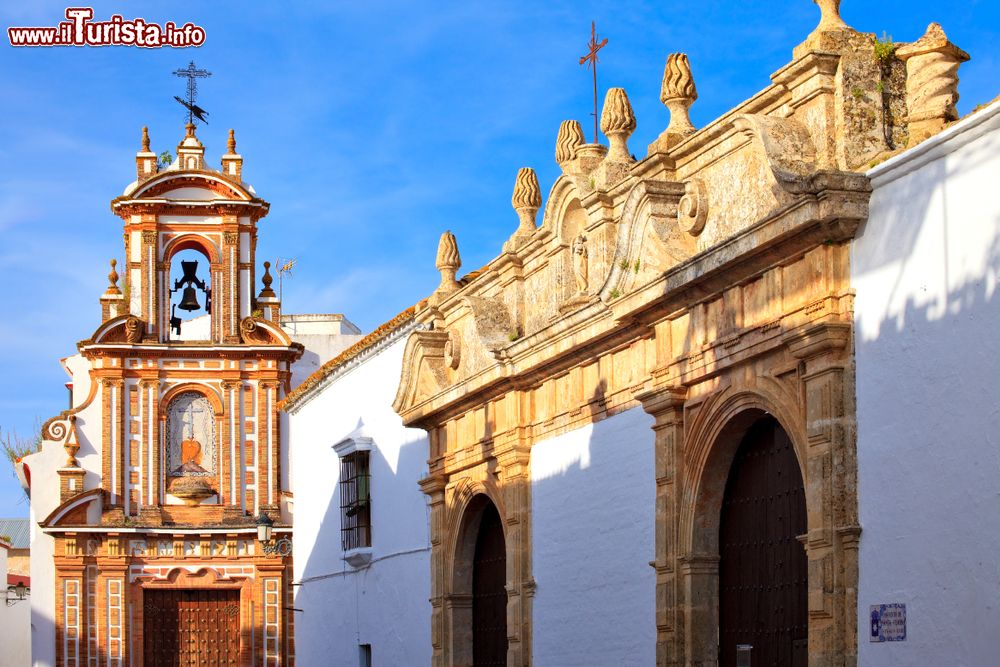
(169, 477, 216, 506)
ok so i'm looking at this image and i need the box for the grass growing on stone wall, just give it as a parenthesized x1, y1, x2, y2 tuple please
(1, 423, 40, 500)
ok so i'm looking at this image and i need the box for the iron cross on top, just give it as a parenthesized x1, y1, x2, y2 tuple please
(579, 21, 609, 144)
(173, 60, 212, 125)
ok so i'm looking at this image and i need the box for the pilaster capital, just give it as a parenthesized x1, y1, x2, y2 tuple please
(141, 230, 157, 245)
(782, 321, 850, 360)
(220, 379, 243, 392)
(419, 474, 448, 498)
(635, 384, 687, 420)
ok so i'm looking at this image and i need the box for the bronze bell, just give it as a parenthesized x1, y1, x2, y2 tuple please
(178, 286, 201, 311)
(173, 259, 208, 312)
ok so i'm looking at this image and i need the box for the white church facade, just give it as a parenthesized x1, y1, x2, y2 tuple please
(284, 6, 1000, 667)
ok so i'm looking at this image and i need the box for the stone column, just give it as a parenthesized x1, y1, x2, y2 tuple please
(636, 385, 686, 667)
(418, 473, 448, 667)
(783, 321, 859, 667)
(141, 227, 158, 339)
(497, 446, 532, 667)
(222, 229, 241, 343)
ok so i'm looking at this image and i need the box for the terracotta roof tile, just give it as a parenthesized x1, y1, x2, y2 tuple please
(280, 306, 416, 410)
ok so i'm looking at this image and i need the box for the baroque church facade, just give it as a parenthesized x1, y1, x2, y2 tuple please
(20, 124, 360, 666)
(22, 1, 1000, 666)
(286, 3, 998, 667)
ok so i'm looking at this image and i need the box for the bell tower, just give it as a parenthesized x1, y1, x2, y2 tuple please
(110, 123, 269, 344)
(27, 120, 306, 666)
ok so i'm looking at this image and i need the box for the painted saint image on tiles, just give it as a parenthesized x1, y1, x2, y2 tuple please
(166, 392, 216, 477)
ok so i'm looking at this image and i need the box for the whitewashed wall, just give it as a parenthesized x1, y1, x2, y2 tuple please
(24, 353, 102, 667)
(288, 332, 431, 666)
(531, 407, 656, 666)
(0, 543, 31, 666)
(853, 102, 1000, 666)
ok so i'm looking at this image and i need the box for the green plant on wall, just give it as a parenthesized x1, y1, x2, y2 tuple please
(873, 32, 897, 150)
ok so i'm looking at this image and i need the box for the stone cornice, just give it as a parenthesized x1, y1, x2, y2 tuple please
(397, 176, 868, 429)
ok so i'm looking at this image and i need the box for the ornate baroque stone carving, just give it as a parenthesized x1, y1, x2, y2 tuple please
(897, 23, 970, 147)
(504, 168, 542, 251)
(124, 315, 143, 343)
(443, 330, 461, 370)
(678, 178, 708, 236)
(600, 87, 636, 163)
(435, 231, 461, 293)
(572, 234, 589, 293)
(555, 120, 585, 168)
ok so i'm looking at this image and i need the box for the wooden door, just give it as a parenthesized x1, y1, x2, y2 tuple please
(719, 417, 808, 667)
(143, 589, 240, 667)
(472, 502, 507, 666)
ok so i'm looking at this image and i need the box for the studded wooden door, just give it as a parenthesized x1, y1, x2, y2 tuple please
(472, 502, 507, 666)
(719, 417, 808, 667)
(143, 589, 240, 667)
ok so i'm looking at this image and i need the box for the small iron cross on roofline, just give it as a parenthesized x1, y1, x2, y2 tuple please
(579, 21, 609, 144)
(173, 60, 212, 125)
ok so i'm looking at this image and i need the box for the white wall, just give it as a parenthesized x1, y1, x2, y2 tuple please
(23, 353, 102, 667)
(0, 544, 31, 666)
(531, 407, 656, 666)
(289, 332, 430, 666)
(853, 102, 1000, 666)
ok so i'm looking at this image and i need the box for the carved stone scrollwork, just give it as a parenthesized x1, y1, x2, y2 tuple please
(124, 316, 143, 343)
(678, 178, 708, 236)
(141, 230, 157, 245)
(444, 330, 461, 370)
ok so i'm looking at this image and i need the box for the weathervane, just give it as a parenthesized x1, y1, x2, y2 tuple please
(173, 61, 212, 125)
(579, 21, 609, 144)
(275, 257, 297, 302)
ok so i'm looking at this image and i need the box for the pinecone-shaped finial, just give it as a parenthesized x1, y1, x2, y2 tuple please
(435, 231, 462, 292)
(661, 54, 697, 135)
(141, 126, 150, 152)
(227, 129, 236, 154)
(600, 88, 636, 162)
(555, 120, 585, 168)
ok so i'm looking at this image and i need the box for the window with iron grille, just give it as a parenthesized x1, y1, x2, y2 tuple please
(339, 451, 371, 551)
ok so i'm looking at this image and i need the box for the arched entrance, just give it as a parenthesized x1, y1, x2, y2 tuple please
(472, 501, 507, 666)
(718, 416, 807, 667)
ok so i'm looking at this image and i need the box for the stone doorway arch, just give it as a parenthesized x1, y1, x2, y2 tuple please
(450, 493, 509, 666)
(718, 415, 808, 667)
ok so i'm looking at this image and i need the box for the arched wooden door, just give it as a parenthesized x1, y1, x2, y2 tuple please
(719, 416, 807, 667)
(472, 501, 507, 666)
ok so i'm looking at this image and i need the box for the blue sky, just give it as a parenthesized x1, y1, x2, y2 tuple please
(0, 1, 996, 516)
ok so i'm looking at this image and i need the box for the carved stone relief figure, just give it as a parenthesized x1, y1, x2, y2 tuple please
(166, 392, 216, 476)
(573, 234, 589, 293)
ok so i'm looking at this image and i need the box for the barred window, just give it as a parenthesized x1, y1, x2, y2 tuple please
(340, 451, 371, 550)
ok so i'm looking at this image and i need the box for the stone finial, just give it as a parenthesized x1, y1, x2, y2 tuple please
(136, 126, 157, 181)
(555, 120, 585, 168)
(600, 88, 636, 162)
(221, 128, 243, 179)
(660, 53, 698, 136)
(106, 259, 121, 294)
(511, 167, 542, 228)
(813, 0, 847, 32)
(63, 416, 80, 467)
(258, 261, 276, 298)
(897, 23, 970, 147)
(435, 231, 462, 292)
